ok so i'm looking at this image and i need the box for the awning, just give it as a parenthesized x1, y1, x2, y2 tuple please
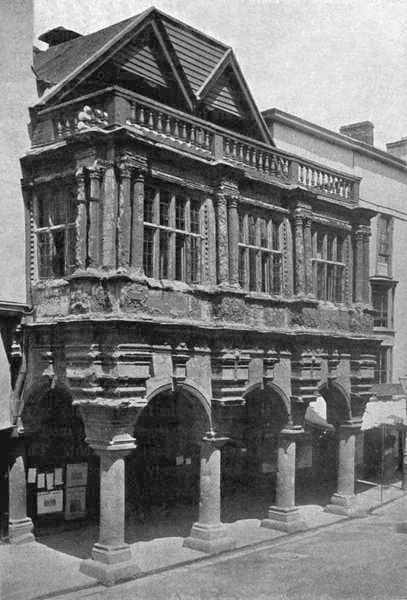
(362, 384, 406, 430)
(305, 406, 335, 432)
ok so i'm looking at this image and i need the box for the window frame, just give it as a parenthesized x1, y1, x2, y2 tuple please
(374, 345, 393, 384)
(238, 209, 283, 295)
(33, 183, 77, 280)
(376, 214, 393, 277)
(143, 184, 203, 284)
(311, 226, 346, 303)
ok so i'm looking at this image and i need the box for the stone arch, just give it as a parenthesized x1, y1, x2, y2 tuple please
(143, 377, 212, 429)
(21, 378, 77, 435)
(319, 381, 352, 426)
(244, 381, 291, 424)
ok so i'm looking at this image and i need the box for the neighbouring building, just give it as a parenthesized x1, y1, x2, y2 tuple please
(15, 8, 379, 584)
(0, 0, 34, 542)
(264, 110, 407, 487)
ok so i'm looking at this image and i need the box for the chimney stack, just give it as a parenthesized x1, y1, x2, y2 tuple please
(386, 138, 407, 162)
(339, 121, 374, 146)
(38, 26, 82, 47)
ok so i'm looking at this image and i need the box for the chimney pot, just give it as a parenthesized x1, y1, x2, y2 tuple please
(38, 26, 82, 47)
(339, 121, 374, 146)
(386, 138, 407, 162)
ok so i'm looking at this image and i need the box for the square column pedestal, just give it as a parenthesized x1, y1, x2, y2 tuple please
(184, 432, 235, 554)
(8, 438, 34, 544)
(77, 403, 141, 586)
(325, 421, 364, 517)
(262, 427, 307, 533)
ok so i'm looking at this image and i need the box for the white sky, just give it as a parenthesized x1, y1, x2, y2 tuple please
(34, 0, 407, 150)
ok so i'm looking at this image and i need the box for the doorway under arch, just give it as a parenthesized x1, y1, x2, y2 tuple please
(21, 382, 99, 535)
(221, 383, 290, 522)
(302, 382, 352, 505)
(126, 385, 211, 541)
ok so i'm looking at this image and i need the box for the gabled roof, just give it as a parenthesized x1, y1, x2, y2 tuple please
(33, 7, 273, 144)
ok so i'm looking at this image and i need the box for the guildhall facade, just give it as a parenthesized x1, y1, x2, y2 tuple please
(13, 7, 378, 584)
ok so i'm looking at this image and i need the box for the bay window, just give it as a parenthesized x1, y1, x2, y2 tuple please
(238, 210, 282, 294)
(34, 185, 77, 279)
(312, 227, 345, 302)
(143, 185, 202, 283)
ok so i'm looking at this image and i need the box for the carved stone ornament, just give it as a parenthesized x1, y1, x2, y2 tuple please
(76, 402, 140, 453)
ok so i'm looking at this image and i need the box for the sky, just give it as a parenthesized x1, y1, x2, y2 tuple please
(34, 0, 407, 150)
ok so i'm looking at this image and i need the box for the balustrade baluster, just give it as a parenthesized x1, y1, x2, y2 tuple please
(181, 122, 187, 140)
(139, 106, 145, 125)
(56, 119, 63, 139)
(148, 110, 154, 129)
(165, 115, 171, 135)
(224, 138, 230, 155)
(157, 112, 163, 133)
(204, 131, 210, 149)
(173, 119, 179, 139)
(130, 102, 136, 124)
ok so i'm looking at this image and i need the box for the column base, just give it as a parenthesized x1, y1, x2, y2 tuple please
(325, 493, 366, 517)
(261, 506, 307, 533)
(8, 517, 34, 544)
(183, 522, 235, 554)
(80, 543, 141, 586)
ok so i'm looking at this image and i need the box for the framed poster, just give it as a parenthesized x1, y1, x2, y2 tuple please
(37, 490, 63, 514)
(65, 486, 87, 520)
(66, 463, 88, 487)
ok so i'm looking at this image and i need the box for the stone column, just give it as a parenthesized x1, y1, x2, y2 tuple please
(78, 404, 140, 586)
(228, 196, 239, 286)
(88, 165, 103, 268)
(326, 422, 360, 516)
(118, 162, 132, 269)
(402, 429, 407, 491)
(184, 432, 235, 553)
(101, 163, 118, 270)
(304, 216, 313, 296)
(262, 427, 306, 533)
(294, 211, 305, 296)
(75, 167, 88, 271)
(131, 171, 145, 275)
(8, 437, 34, 544)
(363, 229, 371, 304)
(216, 192, 229, 285)
(354, 228, 365, 303)
(345, 232, 353, 305)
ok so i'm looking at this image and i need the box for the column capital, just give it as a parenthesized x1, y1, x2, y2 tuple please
(76, 402, 139, 454)
(75, 166, 87, 191)
(202, 430, 229, 448)
(280, 425, 304, 437)
(339, 420, 362, 432)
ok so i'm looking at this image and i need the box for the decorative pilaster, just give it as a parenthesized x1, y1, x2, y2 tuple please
(77, 403, 141, 586)
(184, 431, 235, 553)
(402, 431, 407, 491)
(325, 421, 361, 516)
(304, 216, 313, 296)
(131, 170, 145, 275)
(294, 210, 305, 295)
(262, 427, 306, 532)
(101, 162, 117, 270)
(118, 162, 133, 269)
(211, 349, 250, 406)
(8, 437, 34, 544)
(75, 167, 88, 271)
(345, 232, 353, 305)
(88, 164, 104, 268)
(354, 226, 365, 303)
(228, 196, 240, 286)
(216, 191, 229, 285)
(363, 227, 371, 303)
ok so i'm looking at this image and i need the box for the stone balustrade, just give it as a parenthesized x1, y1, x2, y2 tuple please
(53, 105, 109, 140)
(297, 161, 355, 201)
(222, 135, 291, 181)
(126, 100, 214, 155)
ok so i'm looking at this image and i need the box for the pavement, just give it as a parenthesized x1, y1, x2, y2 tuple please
(0, 481, 405, 600)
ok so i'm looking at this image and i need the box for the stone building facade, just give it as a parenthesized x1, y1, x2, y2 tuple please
(15, 8, 378, 584)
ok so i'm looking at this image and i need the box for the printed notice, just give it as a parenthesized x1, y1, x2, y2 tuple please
(176, 456, 184, 466)
(27, 468, 37, 484)
(37, 473, 45, 489)
(54, 467, 63, 486)
(185, 457, 191, 465)
(46, 473, 54, 490)
(37, 490, 63, 514)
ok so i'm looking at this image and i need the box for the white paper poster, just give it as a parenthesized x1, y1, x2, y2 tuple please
(176, 456, 184, 466)
(27, 468, 37, 484)
(37, 490, 63, 514)
(185, 457, 191, 465)
(65, 486, 87, 520)
(66, 463, 88, 487)
(37, 473, 45, 489)
(54, 468, 63, 486)
(46, 473, 54, 490)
